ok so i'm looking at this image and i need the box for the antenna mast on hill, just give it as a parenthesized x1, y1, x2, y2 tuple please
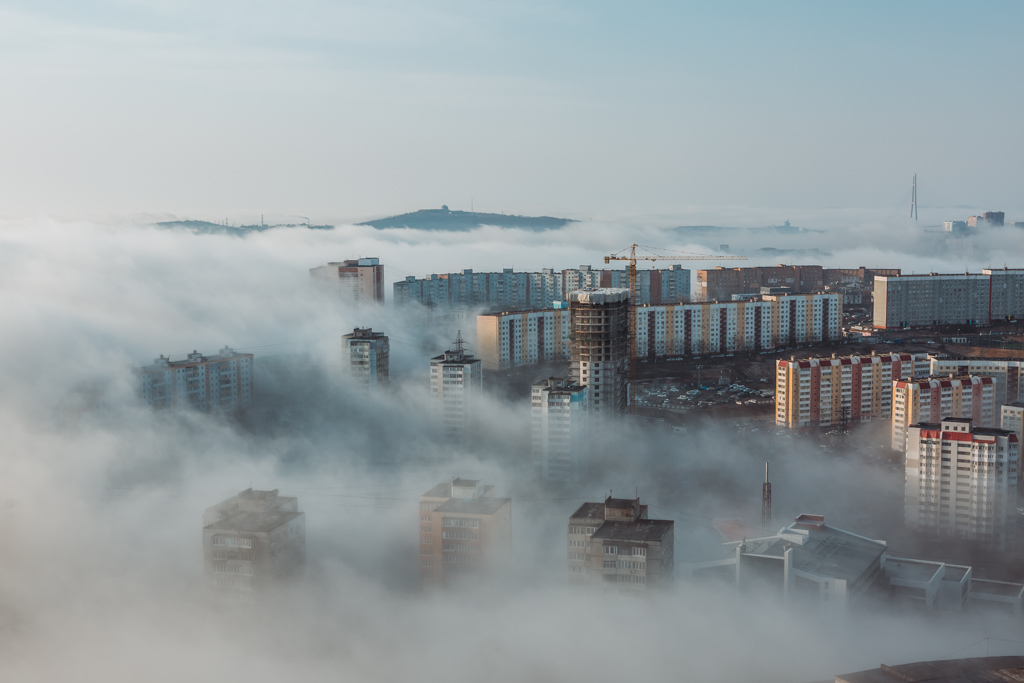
(762, 461, 772, 528)
(911, 174, 918, 221)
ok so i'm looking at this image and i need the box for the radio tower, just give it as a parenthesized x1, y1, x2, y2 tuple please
(910, 173, 918, 221)
(762, 461, 772, 528)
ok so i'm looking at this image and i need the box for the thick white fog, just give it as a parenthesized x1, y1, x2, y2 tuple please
(2, 214, 1024, 682)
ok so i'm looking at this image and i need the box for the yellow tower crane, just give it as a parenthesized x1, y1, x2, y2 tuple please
(604, 244, 747, 412)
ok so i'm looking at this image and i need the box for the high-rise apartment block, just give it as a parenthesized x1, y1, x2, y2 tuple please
(567, 496, 674, 595)
(138, 346, 254, 412)
(476, 307, 571, 371)
(1001, 402, 1024, 470)
(429, 334, 483, 443)
(873, 268, 1024, 328)
(775, 353, 929, 428)
(696, 265, 824, 302)
(202, 489, 306, 605)
(929, 357, 1024, 407)
(341, 328, 389, 390)
(531, 378, 589, 482)
(568, 289, 630, 417)
(892, 375, 996, 451)
(394, 265, 690, 310)
(985, 211, 1005, 227)
(418, 479, 511, 588)
(310, 258, 384, 303)
(905, 418, 1018, 550)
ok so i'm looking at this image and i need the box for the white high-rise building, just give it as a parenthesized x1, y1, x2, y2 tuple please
(430, 332, 483, 443)
(138, 346, 254, 412)
(905, 418, 1018, 550)
(342, 328, 389, 390)
(531, 377, 589, 482)
(892, 375, 996, 451)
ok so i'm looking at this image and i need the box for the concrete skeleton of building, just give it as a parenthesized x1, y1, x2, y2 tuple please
(394, 265, 691, 311)
(477, 292, 842, 372)
(341, 328, 389, 390)
(905, 418, 1018, 550)
(774, 353, 929, 429)
(309, 257, 384, 304)
(202, 489, 306, 605)
(567, 496, 674, 596)
(891, 375, 996, 451)
(418, 479, 511, 588)
(686, 514, 1024, 617)
(429, 333, 483, 443)
(138, 346, 254, 412)
(873, 268, 1024, 328)
(531, 377, 589, 482)
(568, 288, 630, 417)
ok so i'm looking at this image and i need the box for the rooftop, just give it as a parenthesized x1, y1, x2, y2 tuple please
(737, 520, 886, 583)
(592, 519, 673, 542)
(886, 558, 943, 583)
(569, 502, 606, 521)
(205, 510, 302, 534)
(971, 579, 1024, 598)
(434, 497, 510, 516)
(836, 656, 1024, 683)
(567, 288, 630, 304)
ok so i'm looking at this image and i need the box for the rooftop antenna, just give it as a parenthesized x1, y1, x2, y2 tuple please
(762, 461, 772, 528)
(452, 330, 466, 354)
(910, 174, 918, 221)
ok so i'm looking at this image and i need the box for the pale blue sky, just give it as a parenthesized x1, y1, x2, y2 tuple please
(1, 1, 1021, 221)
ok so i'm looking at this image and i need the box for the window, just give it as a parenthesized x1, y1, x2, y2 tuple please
(603, 545, 617, 555)
(442, 518, 479, 528)
(632, 547, 647, 557)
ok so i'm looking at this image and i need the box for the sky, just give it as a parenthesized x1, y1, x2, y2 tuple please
(1, 1, 1022, 221)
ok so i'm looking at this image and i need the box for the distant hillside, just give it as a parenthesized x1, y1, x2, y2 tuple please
(153, 220, 333, 236)
(358, 206, 574, 231)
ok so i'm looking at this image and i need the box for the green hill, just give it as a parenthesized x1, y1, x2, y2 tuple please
(358, 206, 573, 231)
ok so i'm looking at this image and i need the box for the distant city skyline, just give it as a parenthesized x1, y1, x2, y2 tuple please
(1, 1, 1022, 218)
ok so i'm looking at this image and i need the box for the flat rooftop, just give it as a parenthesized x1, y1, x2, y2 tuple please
(433, 497, 510, 516)
(205, 510, 302, 534)
(569, 502, 605, 521)
(836, 656, 1024, 683)
(740, 524, 886, 583)
(971, 579, 1024, 598)
(592, 519, 673, 542)
(886, 558, 943, 583)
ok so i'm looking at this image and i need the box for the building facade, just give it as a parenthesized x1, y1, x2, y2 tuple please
(695, 265, 824, 302)
(138, 346, 254, 412)
(418, 479, 511, 588)
(476, 307, 571, 371)
(202, 488, 306, 605)
(429, 335, 483, 443)
(873, 268, 1024, 328)
(905, 418, 1018, 550)
(775, 353, 928, 429)
(531, 378, 589, 482)
(892, 375, 996, 451)
(568, 288, 630, 417)
(310, 258, 384, 303)
(1001, 402, 1024, 473)
(929, 357, 1024, 407)
(342, 328, 389, 390)
(567, 496, 674, 596)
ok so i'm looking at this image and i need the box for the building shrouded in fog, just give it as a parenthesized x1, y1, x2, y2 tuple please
(138, 346, 254, 412)
(568, 288, 630, 417)
(567, 496, 674, 595)
(202, 489, 306, 605)
(1002, 402, 1024, 474)
(310, 257, 384, 304)
(418, 478, 511, 588)
(531, 377, 589, 482)
(905, 418, 1018, 550)
(342, 328, 389, 390)
(429, 332, 483, 444)
(891, 375, 995, 451)
(836, 656, 1024, 683)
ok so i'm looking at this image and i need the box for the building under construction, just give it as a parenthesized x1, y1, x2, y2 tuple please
(568, 288, 629, 417)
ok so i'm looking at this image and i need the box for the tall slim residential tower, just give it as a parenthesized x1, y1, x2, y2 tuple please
(430, 332, 483, 443)
(891, 375, 996, 451)
(309, 258, 384, 303)
(905, 418, 1018, 550)
(138, 346, 254, 412)
(202, 489, 306, 605)
(418, 478, 512, 588)
(568, 288, 630, 416)
(342, 328, 389, 390)
(531, 377, 589, 482)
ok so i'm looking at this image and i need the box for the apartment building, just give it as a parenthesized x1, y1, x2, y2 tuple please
(1001, 402, 1024, 468)
(138, 346, 254, 412)
(929, 357, 1024, 407)
(429, 334, 483, 443)
(341, 328, 389, 390)
(418, 479, 512, 588)
(567, 496, 674, 595)
(394, 265, 690, 311)
(873, 268, 1024, 328)
(568, 289, 630, 417)
(775, 353, 927, 428)
(310, 258, 384, 303)
(202, 488, 306, 605)
(892, 375, 996, 451)
(531, 378, 589, 482)
(905, 418, 1018, 550)
(476, 307, 570, 371)
(695, 265, 823, 302)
